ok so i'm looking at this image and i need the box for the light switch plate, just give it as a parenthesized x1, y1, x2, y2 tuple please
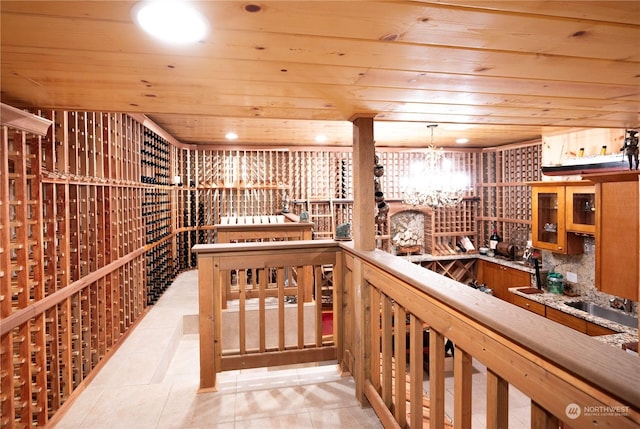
(566, 272, 578, 283)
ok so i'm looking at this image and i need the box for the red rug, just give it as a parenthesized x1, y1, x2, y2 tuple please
(322, 312, 333, 336)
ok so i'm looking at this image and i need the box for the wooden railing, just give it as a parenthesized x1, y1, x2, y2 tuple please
(194, 240, 342, 391)
(195, 240, 640, 428)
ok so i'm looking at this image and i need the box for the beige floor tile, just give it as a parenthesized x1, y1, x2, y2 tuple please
(53, 386, 104, 429)
(183, 390, 237, 427)
(78, 384, 171, 429)
(308, 406, 384, 428)
(301, 378, 361, 411)
(234, 386, 307, 420)
(234, 412, 314, 429)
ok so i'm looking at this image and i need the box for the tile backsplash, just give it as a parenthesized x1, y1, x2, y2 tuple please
(541, 236, 638, 316)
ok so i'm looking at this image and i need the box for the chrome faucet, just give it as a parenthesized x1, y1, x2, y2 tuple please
(609, 297, 633, 314)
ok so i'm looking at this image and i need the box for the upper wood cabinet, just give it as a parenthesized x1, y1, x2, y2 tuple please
(586, 171, 640, 301)
(530, 182, 587, 255)
(565, 185, 596, 234)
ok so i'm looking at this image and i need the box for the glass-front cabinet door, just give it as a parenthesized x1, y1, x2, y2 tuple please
(566, 185, 596, 234)
(532, 186, 565, 251)
(530, 183, 584, 255)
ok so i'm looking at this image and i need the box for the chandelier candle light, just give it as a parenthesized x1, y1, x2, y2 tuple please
(402, 124, 470, 208)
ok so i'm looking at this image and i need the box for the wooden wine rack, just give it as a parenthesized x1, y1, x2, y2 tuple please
(1, 103, 541, 427)
(475, 142, 541, 249)
(2, 110, 149, 428)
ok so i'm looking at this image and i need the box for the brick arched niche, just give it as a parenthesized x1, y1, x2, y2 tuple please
(388, 202, 433, 255)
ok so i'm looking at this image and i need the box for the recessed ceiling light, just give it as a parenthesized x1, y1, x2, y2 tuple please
(133, 1, 209, 44)
(315, 134, 327, 143)
(225, 131, 238, 140)
(456, 138, 469, 144)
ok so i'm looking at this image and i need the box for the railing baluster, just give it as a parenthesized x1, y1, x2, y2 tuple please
(429, 329, 446, 428)
(381, 294, 393, 408)
(393, 305, 407, 427)
(370, 286, 381, 392)
(487, 368, 509, 428)
(258, 267, 266, 352)
(277, 267, 285, 350)
(454, 347, 473, 429)
(238, 269, 246, 355)
(531, 401, 560, 429)
(409, 314, 424, 429)
(297, 265, 305, 348)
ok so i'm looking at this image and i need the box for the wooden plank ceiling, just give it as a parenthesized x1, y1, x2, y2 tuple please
(1, 1, 638, 148)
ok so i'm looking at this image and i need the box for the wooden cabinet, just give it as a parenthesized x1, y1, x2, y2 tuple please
(565, 185, 596, 234)
(512, 295, 619, 336)
(530, 182, 587, 254)
(477, 260, 531, 304)
(586, 322, 617, 337)
(586, 171, 640, 301)
(512, 294, 546, 316)
(546, 307, 587, 332)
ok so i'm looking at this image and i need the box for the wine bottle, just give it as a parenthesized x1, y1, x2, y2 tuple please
(489, 224, 501, 250)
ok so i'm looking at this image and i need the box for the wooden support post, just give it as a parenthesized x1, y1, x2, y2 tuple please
(198, 255, 217, 391)
(352, 258, 371, 405)
(454, 347, 473, 429)
(351, 114, 376, 251)
(487, 368, 509, 429)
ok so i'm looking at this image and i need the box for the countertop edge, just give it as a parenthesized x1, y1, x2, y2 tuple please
(509, 287, 638, 349)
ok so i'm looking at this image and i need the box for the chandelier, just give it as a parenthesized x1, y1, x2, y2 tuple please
(402, 124, 469, 208)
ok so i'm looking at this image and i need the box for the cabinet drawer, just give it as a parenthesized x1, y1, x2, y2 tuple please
(512, 295, 545, 316)
(546, 307, 587, 333)
(586, 322, 617, 336)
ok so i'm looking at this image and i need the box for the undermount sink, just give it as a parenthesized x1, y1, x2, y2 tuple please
(564, 301, 638, 329)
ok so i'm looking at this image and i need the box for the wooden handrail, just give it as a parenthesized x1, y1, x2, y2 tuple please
(196, 240, 640, 428)
(342, 243, 640, 428)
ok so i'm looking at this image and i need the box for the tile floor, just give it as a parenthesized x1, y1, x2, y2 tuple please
(53, 270, 530, 429)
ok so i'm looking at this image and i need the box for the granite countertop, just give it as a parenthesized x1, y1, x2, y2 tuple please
(406, 252, 541, 274)
(510, 287, 638, 350)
